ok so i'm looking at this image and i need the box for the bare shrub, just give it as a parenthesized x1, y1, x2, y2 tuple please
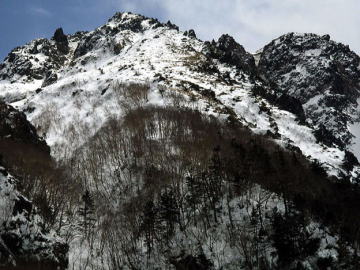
(112, 81, 150, 110)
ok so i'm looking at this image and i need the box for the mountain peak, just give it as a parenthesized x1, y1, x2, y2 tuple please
(203, 33, 256, 75)
(105, 11, 179, 33)
(259, 30, 360, 150)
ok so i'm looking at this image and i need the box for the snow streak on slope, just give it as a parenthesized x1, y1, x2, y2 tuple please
(0, 13, 357, 179)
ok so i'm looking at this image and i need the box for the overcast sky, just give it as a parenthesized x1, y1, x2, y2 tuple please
(0, 0, 359, 60)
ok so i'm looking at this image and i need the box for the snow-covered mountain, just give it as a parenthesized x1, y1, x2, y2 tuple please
(259, 33, 360, 157)
(1, 12, 359, 182)
(1, 11, 360, 269)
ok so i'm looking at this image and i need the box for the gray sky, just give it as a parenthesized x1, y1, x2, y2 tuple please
(1, 0, 359, 60)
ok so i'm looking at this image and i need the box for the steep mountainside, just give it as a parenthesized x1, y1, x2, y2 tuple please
(258, 33, 360, 154)
(0, 12, 359, 181)
(0, 102, 68, 269)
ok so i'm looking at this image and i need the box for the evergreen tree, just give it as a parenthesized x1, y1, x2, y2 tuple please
(78, 190, 96, 236)
(158, 189, 180, 240)
(271, 208, 320, 267)
(141, 200, 158, 256)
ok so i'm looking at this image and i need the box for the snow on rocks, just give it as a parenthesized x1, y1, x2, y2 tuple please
(0, 12, 358, 181)
(0, 167, 68, 269)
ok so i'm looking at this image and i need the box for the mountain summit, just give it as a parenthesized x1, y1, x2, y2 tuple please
(1, 12, 360, 180)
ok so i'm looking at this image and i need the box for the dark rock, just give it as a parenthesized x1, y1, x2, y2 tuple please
(188, 29, 196, 38)
(13, 195, 32, 216)
(343, 150, 359, 171)
(322, 34, 330, 41)
(7, 52, 16, 63)
(276, 94, 305, 123)
(0, 103, 67, 269)
(184, 29, 196, 39)
(0, 167, 7, 176)
(74, 32, 101, 58)
(166, 20, 179, 31)
(0, 101, 50, 154)
(258, 32, 360, 148)
(203, 34, 256, 75)
(53, 28, 69, 54)
(53, 28, 67, 43)
(201, 89, 216, 100)
(101, 88, 108, 95)
(42, 71, 58, 87)
(314, 124, 344, 148)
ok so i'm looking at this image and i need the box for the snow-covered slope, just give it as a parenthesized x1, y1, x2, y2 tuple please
(258, 33, 360, 162)
(0, 12, 359, 181)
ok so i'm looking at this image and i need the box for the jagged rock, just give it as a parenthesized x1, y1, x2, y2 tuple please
(74, 33, 100, 58)
(203, 34, 256, 75)
(42, 71, 58, 87)
(52, 28, 69, 54)
(0, 37, 67, 81)
(343, 150, 359, 171)
(258, 32, 360, 148)
(53, 28, 67, 44)
(166, 20, 179, 31)
(188, 29, 196, 38)
(276, 94, 306, 123)
(0, 101, 49, 153)
(1, 11, 360, 182)
(184, 29, 197, 39)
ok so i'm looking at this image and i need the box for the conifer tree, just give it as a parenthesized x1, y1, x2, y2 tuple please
(141, 200, 158, 256)
(78, 190, 96, 236)
(158, 189, 180, 240)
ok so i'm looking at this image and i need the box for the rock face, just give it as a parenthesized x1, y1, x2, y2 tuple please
(0, 166, 68, 270)
(0, 40, 66, 81)
(52, 28, 69, 54)
(258, 33, 360, 149)
(203, 34, 257, 75)
(0, 102, 68, 269)
(0, 101, 49, 153)
(41, 71, 58, 87)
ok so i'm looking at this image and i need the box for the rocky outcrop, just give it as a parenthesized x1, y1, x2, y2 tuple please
(0, 36, 68, 81)
(203, 34, 256, 75)
(42, 71, 58, 87)
(52, 28, 69, 54)
(184, 29, 197, 39)
(0, 101, 49, 153)
(258, 33, 360, 148)
(0, 103, 67, 269)
(73, 12, 174, 59)
(0, 166, 68, 270)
